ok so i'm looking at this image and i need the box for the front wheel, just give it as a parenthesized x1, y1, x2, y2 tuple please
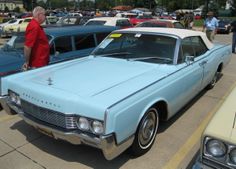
(130, 107, 159, 157)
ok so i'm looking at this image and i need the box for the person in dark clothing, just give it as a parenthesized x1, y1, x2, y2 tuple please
(231, 20, 236, 53)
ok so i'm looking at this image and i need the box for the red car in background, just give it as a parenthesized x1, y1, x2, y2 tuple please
(129, 15, 153, 25)
(135, 19, 185, 29)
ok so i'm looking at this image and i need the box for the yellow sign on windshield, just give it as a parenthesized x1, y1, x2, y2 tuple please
(109, 34, 122, 38)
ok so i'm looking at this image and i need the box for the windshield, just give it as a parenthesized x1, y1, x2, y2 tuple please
(92, 33, 176, 64)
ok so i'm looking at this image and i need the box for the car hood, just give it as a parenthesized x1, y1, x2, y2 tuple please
(204, 87, 236, 143)
(28, 56, 173, 96)
(2, 56, 177, 119)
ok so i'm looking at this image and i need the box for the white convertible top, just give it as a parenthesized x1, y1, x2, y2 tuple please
(115, 27, 213, 49)
(85, 17, 129, 26)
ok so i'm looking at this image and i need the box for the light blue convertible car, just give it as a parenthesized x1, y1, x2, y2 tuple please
(0, 28, 232, 160)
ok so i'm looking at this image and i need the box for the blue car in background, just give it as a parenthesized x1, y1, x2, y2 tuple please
(0, 25, 117, 110)
(0, 25, 117, 77)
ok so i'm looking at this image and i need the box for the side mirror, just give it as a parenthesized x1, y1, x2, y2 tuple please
(185, 55, 194, 64)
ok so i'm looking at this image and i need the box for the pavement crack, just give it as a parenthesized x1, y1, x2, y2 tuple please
(0, 149, 15, 158)
(16, 149, 47, 169)
(0, 136, 47, 169)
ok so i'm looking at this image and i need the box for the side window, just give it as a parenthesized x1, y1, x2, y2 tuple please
(191, 36, 208, 57)
(96, 32, 110, 44)
(54, 36, 72, 53)
(177, 46, 184, 64)
(181, 37, 195, 57)
(74, 34, 95, 50)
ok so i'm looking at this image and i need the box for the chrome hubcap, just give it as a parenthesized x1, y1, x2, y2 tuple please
(138, 110, 158, 148)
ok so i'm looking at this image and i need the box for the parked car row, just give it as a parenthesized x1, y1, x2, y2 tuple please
(0, 14, 190, 38)
(0, 27, 232, 161)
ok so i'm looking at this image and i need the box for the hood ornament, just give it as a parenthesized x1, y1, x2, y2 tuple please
(47, 77, 53, 85)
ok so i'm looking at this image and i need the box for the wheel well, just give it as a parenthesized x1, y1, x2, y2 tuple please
(217, 63, 223, 73)
(151, 101, 168, 121)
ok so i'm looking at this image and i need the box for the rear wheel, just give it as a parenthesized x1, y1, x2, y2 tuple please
(206, 72, 219, 89)
(130, 107, 159, 157)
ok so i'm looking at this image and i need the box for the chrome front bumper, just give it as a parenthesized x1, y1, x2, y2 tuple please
(0, 96, 134, 160)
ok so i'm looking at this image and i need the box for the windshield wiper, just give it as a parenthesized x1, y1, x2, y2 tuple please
(129, 56, 172, 62)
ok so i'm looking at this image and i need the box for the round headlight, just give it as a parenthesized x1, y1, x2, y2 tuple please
(92, 121, 104, 134)
(229, 148, 236, 164)
(206, 139, 227, 157)
(77, 117, 89, 131)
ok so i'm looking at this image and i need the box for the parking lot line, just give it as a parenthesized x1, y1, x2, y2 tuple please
(0, 114, 17, 123)
(162, 81, 236, 169)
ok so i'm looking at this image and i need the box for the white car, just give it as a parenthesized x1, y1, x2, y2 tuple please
(1, 18, 23, 37)
(3, 17, 32, 35)
(84, 17, 133, 29)
(194, 85, 236, 169)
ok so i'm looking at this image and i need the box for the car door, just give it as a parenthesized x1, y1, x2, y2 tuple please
(174, 37, 205, 105)
(191, 36, 212, 89)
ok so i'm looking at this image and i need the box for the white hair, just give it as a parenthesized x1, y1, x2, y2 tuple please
(32, 6, 45, 17)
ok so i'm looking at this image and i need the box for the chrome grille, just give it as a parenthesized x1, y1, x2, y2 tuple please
(21, 100, 77, 129)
